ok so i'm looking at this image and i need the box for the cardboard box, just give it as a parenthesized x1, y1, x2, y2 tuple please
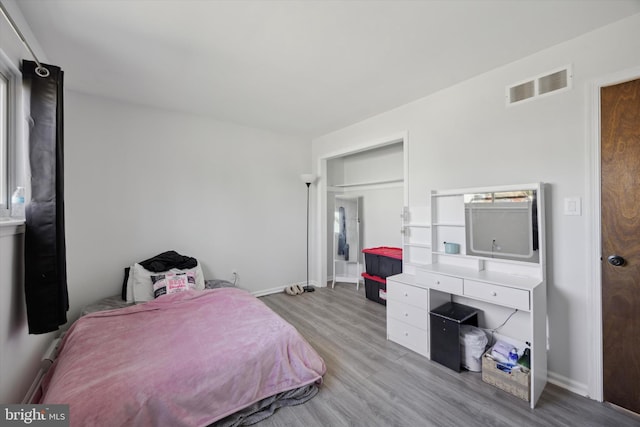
(481, 352, 530, 402)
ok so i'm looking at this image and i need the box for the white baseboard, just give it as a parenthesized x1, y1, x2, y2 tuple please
(252, 286, 286, 298)
(251, 280, 323, 298)
(22, 337, 62, 404)
(548, 370, 590, 399)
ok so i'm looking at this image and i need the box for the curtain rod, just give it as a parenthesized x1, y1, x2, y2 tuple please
(0, 1, 49, 77)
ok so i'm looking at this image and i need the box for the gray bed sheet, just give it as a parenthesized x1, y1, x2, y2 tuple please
(211, 383, 319, 426)
(80, 295, 132, 316)
(80, 279, 236, 316)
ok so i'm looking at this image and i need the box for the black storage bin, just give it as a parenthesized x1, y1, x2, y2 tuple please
(362, 272, 386, 305)
(364, 254, 379, 277)
(429, 302, 479, 372)
(362, 247, 402, 278)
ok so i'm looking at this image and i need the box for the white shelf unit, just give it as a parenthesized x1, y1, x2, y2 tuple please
(333, 260, 361, 287)
(327, 142, 405, 192)
(431, 192, 467, 263)
(389, 183, 547, 409)
(330, 178, 404, 191)
(401, 206, 432, 274)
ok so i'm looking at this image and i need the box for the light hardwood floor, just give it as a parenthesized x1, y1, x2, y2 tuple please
(259, 283, 639, 427)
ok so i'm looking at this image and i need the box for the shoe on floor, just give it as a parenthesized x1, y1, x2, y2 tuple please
(285, 285, 304, 295)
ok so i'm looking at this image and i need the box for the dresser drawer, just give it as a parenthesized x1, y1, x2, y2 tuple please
(463, 279, 530, 311)
(387, 319, 428, 357)
(387, 300, 429, 330)
(387, 281, 428, 309)
(416, 270, 463, 295)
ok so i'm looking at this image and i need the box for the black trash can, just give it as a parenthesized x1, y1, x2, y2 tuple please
(429, 302, 479, 372)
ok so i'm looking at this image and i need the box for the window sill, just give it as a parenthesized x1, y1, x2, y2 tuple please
(0, 218, 25, 236)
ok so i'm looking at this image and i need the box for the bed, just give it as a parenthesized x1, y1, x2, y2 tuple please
(38, 287, 326, 426)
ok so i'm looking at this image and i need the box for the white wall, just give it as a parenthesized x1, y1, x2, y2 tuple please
(0, 226, 55, 403)
(312, 14, 640, 396)
(355, 187, 403, 249)
(64, 91, 311, 319)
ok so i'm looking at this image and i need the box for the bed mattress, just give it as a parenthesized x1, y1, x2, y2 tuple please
(40, 288, 326, 426)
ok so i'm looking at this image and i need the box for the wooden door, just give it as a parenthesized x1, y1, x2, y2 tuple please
(601, 78, 640, 414)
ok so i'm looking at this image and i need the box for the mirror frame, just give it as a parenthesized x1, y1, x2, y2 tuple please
(459, 183, 544, 265)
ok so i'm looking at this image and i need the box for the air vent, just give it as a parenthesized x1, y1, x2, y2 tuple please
(510, 81, 535, 103)
(538, 69, 568, 95)
(507, 66, 572, 105)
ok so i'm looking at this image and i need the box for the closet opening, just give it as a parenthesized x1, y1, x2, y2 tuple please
(320, 136, 407, 290)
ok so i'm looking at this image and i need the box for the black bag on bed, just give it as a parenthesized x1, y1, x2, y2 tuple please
(139, 250, 197, 272)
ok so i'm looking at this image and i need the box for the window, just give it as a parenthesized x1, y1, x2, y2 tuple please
(0, 73, 9, 211)
(0, 71, 7, 211)
(0, 51, 18, 217)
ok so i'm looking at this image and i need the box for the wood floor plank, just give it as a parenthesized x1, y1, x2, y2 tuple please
(258, 284, 640, 426)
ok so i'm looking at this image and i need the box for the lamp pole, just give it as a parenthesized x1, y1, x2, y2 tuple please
(304, 181, 314, 292)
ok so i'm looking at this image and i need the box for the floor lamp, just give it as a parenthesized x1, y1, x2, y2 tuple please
(300, 173, 316, 292)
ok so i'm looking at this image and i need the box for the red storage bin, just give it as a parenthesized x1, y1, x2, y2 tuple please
(362, 272, 387, 305)
(362, 247, 402, 278)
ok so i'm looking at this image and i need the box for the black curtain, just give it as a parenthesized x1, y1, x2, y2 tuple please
(22, 60, 68, 334)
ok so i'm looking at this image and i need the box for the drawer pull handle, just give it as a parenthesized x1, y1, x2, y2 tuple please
(490, 291, 497, 296)
(404, 332, 409, 336)
(404, 312, 409, 317)
(435, 281, 440, 285)
(404, 292, 408, 296)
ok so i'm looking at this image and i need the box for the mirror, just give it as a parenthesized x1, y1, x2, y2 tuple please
(334, 196, 360, 262)
(464, 189, 539, 263)
(332, 196, 361, 286)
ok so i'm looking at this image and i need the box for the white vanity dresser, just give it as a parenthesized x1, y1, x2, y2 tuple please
(388, 183, 547, 408)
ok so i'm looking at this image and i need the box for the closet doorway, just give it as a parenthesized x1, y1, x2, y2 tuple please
(322, 137, 407, 288)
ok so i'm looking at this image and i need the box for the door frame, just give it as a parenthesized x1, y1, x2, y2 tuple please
(588, 66, 640, 402)
(315, 131, 409, 289)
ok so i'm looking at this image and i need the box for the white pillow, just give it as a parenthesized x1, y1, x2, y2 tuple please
(130, 262, 205, 303)
(151, 271, 196, 298)
(126, 268, 135, 302)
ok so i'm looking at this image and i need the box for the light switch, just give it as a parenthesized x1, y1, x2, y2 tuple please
(564, 197, 581, 216)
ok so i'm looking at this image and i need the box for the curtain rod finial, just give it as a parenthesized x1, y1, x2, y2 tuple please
(35, 66, 49, 78)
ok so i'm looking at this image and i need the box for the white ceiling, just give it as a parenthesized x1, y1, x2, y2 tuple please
(15, 0, 640, 138)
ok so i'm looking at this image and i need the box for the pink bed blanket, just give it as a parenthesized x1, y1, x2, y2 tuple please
(39, 288, 326, 426)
